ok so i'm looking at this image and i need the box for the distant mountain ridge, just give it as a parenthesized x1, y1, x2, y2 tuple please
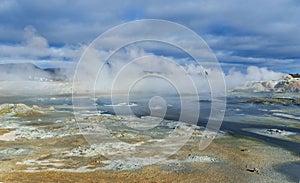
(232, 74, 300, 93)
(0, 63, 68, 81)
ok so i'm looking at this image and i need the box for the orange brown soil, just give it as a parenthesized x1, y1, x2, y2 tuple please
(1, 168, 242, 183)
(1, 134, 298, 183)
(0, 129, 11, 136)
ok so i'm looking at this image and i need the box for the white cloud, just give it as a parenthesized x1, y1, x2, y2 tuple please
(0, 25, 85, 67)
(1, 0, 299, 74)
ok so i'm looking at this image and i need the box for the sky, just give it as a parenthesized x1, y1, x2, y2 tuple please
(0, 0, 300, 74)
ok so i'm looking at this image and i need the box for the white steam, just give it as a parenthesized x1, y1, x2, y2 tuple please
(77, 46, 284, 95)
(225, 66, 283, 89)
(24, 25, 49, 49)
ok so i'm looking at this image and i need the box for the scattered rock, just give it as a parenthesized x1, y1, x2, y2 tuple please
(66, 145, 99, 157)
(161, 162, 194, 173)
(14, 125, 78, 140)
(248, 128, 296, 138)
(266, 129, 283, 134)
(0, 147, 31, 159)
(244, 97, 300, 106)
(185, 154, 217, 163)
(262, 128, 296, 136)
(246, 167, 260, 174)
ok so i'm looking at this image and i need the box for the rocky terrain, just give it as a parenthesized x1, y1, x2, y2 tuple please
(0, 103, 54, 117)
(232, 74, 300, 93)
(242, 97, 300, 106)
(0, 112, 298, 182)
(0, 96, 299, 182)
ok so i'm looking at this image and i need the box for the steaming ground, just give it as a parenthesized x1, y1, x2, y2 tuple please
(1, 62, 298, 182)
(0, 81, 71, 96)
(0, 93, 299, 182)
(0, 60, 284, 96)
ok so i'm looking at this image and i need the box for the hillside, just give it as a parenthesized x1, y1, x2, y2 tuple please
(232, 74, 300, 93)
(0, 63, 68, 81)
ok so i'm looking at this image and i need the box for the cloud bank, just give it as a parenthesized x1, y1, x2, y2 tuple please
(0, 0, 299, 73)
(0, 25, 83, 69)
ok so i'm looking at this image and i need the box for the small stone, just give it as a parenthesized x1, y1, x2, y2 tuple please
(246, 167, 260, 174)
